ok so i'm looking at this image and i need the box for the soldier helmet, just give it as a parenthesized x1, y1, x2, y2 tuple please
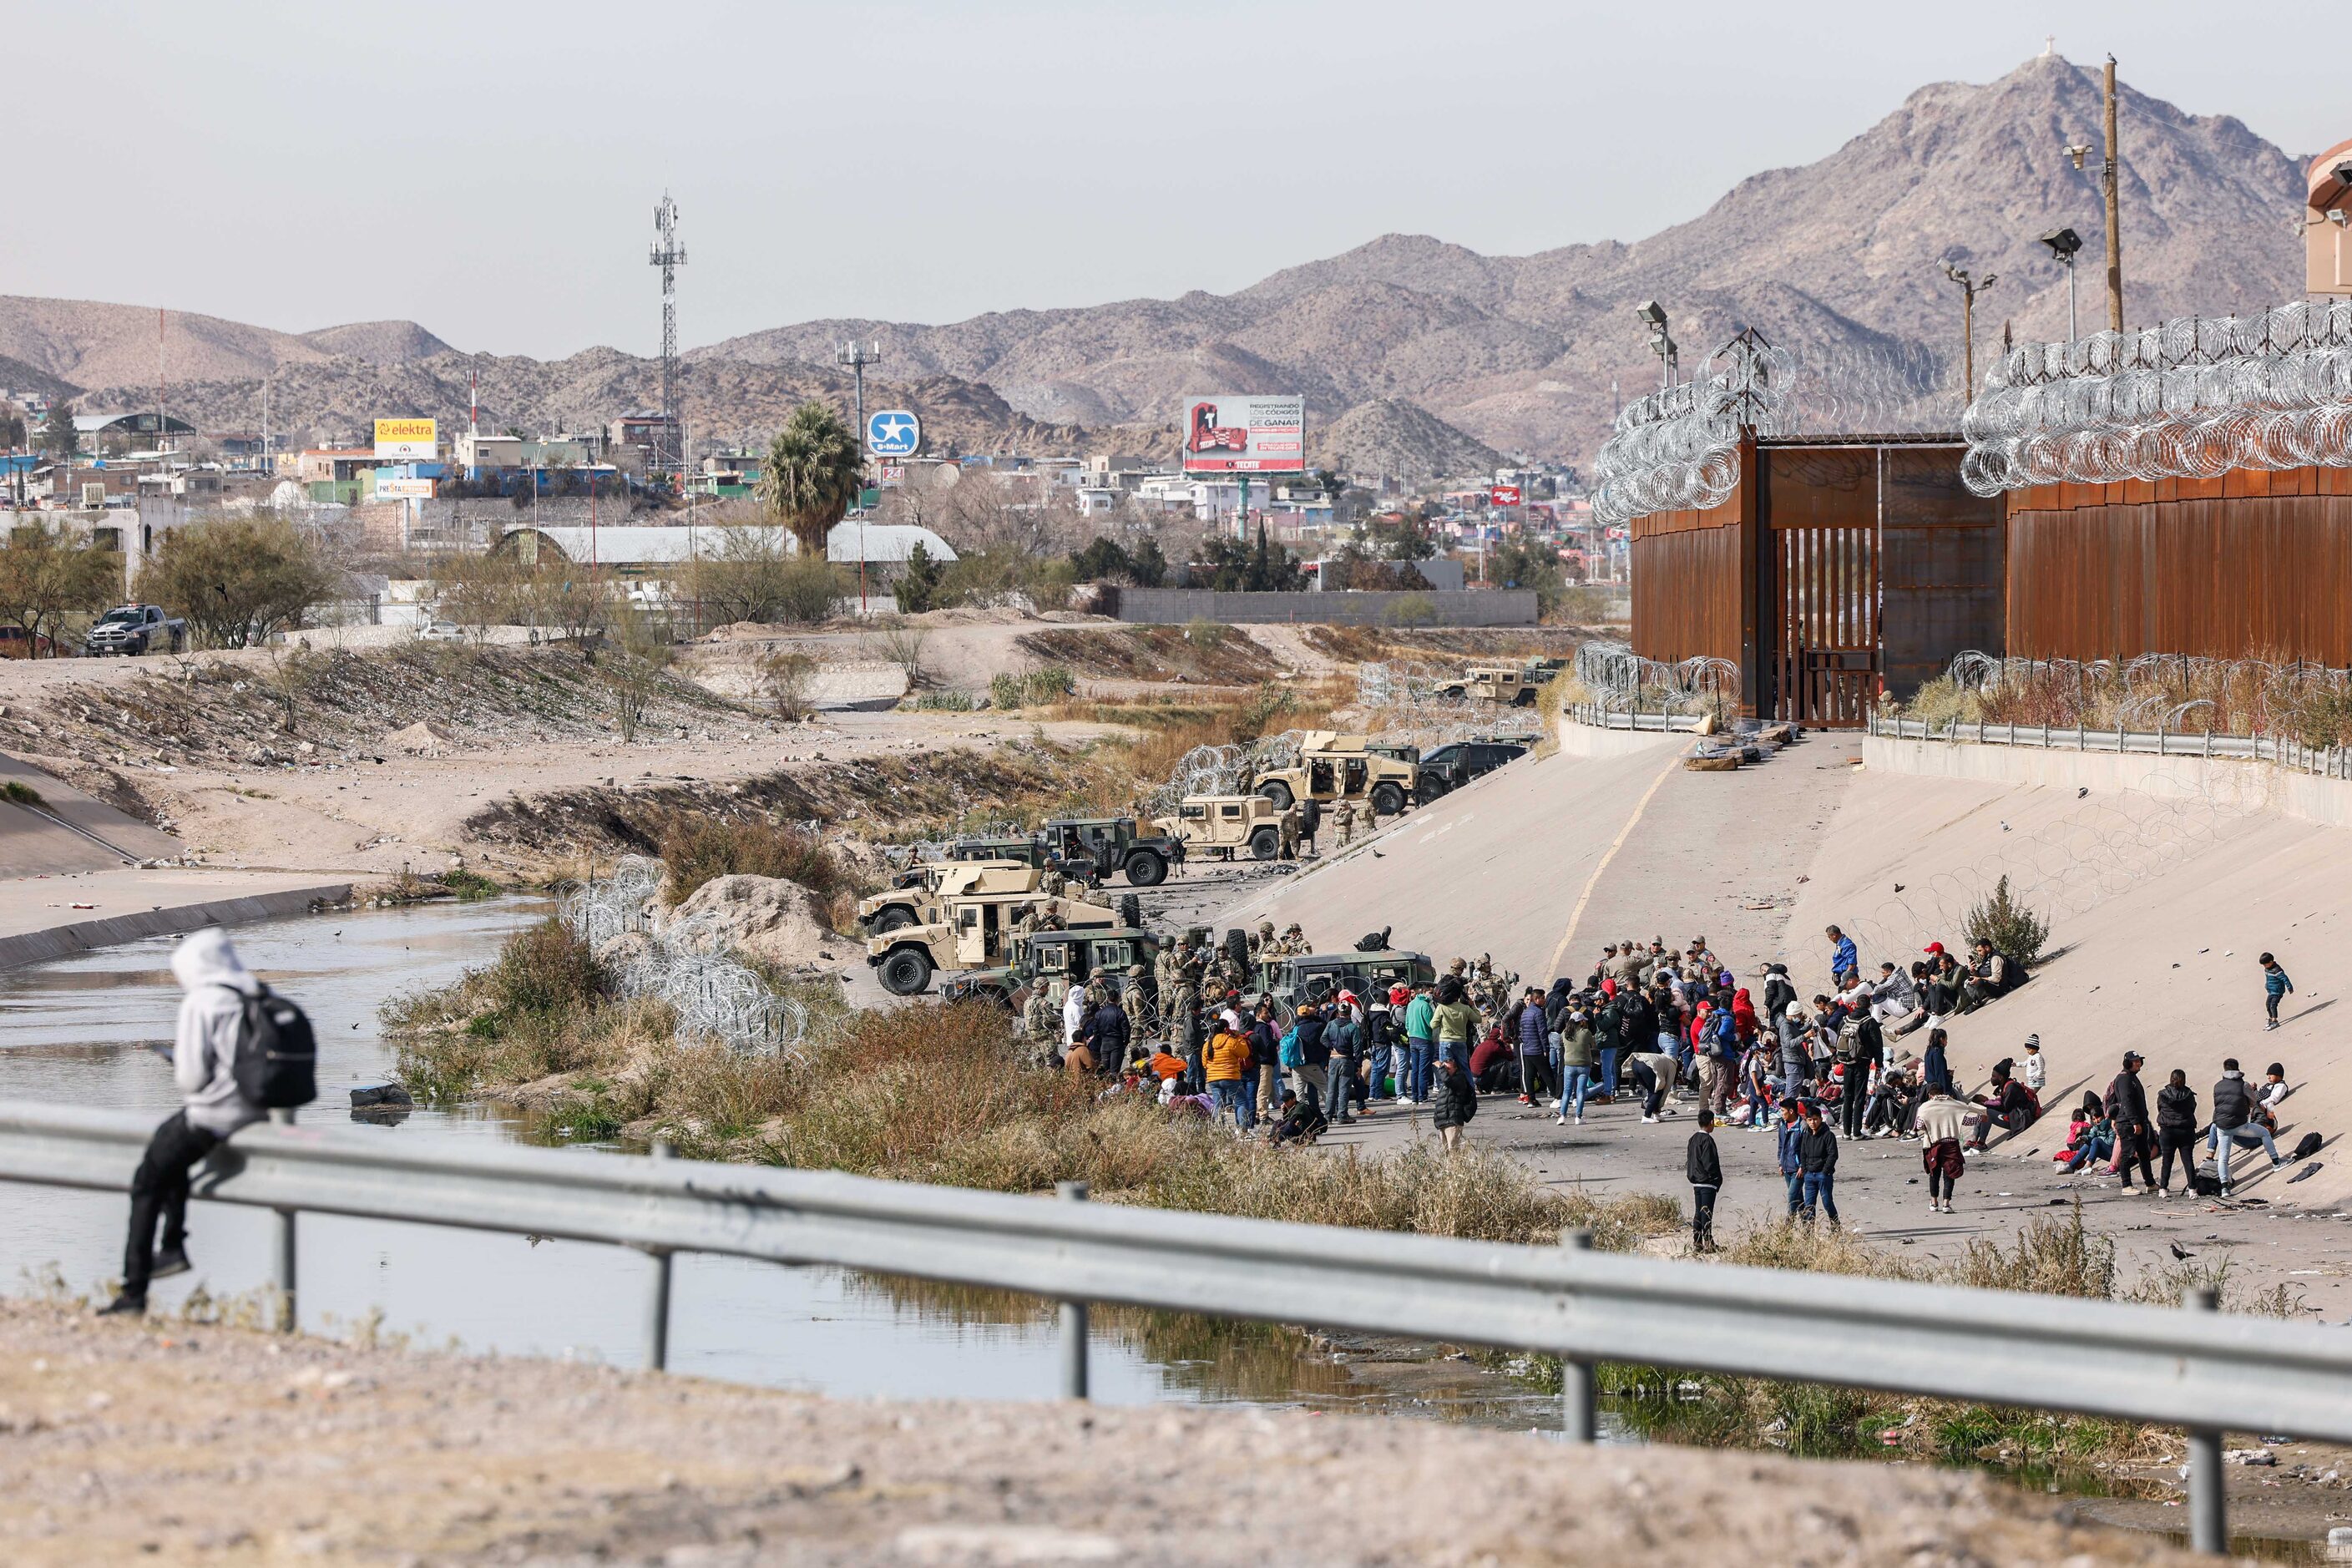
(1258, 920, 1276, 936)
(1285, 923, 1302, 936)
(1448, 957, 1467, 974)
(1127, 964, 1146, 978)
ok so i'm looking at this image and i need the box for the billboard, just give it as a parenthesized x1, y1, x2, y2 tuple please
(1181, 394, 1305, 473)
(866, 409, 921, 457)
(373, 417, 438, 460)
(375, 477, 434, 501)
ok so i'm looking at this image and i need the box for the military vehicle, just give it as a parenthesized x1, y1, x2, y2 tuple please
(1415, 739, 1530, 801)
(1250, 731, 1420, 818)
(1153, 794, 1294, 862)
(942, 836, 1053, 869)
(941, 925, 1163, 1009)
(858, 858, 1033, 935)
(1253, 947, 1439, 1023)
(866, 867, 1138, 996)
(1438, 665, 1542, 706)
(1039, 816, 1182, 887)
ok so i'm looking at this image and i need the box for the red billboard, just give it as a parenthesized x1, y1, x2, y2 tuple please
(1181, 394, 1305, 473)
(1490, 484, 1522, 507)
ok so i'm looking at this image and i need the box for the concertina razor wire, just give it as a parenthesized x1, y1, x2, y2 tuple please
(1587, 332, 1970, 528)
(1574, 641, 1742, 712)
(1960, 298, 2352, 495)
(561, 855, 812, 1059)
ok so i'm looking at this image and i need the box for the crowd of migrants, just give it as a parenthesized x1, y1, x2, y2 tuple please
(1019, 915, 2320, 1253)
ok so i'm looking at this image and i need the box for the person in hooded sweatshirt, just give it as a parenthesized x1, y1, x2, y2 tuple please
(102, 928, 266, 1317)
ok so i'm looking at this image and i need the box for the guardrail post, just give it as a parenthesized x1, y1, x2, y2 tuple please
(1560, 1229, 1596, 1443)
(643, 1141, 676, 1373)
(1058, 1181, 1090, 1400)
(267, 1107, 296, 1333)
(2185, 1285, 2227, 1555)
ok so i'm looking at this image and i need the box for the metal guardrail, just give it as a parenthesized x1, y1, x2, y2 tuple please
(4, 1100, 2345, 1553)
(1868, 711, 2352, 778)
(1568, 703, 1703, 733)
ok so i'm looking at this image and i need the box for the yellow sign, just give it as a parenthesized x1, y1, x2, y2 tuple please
(373, 417, 438, 459)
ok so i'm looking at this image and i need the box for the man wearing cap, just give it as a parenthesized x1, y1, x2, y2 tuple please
(2105, 1050, 2157, 1191)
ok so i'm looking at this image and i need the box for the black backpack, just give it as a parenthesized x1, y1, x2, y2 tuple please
(234, 984, 318, 1110)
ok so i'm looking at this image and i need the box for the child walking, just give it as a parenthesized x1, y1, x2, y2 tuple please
(2261, 953, 2293, 1030)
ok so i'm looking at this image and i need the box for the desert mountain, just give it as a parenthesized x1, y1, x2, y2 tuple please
(115, 347, 1085, 463)
(695, 54, 2302, 465)
(8, 55, 2305, 479)
(1309, 399, 1504, 486)
(0, 296, 451, 397)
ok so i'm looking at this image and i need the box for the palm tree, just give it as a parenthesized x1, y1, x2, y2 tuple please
(757, 401, 866, 557)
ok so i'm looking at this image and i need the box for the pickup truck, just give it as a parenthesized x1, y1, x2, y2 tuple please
(83, 604, 186, 656)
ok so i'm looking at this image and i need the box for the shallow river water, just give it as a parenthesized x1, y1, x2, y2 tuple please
(0, 899, 1555, 1419)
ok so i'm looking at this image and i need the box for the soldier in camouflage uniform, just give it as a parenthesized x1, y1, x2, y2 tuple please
(1121, 963, 1152, 1036)
(1020, 982, 1060, 1057)
(1040, 864, 1069, 898)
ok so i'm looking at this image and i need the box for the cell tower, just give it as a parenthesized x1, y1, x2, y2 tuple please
(649, 192, 688, 473)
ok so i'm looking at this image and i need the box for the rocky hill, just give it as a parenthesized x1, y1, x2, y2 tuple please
(0, 297, 453, 405)
(105, 347, 1087, 460)
(695, 55, 2303, 464)
(1309, 399, 1505, 485)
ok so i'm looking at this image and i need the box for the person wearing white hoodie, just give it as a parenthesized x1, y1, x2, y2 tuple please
(101, 928, 266, 1317)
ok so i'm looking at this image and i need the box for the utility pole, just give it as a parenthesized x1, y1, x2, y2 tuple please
(1942, 261, 1996, 395)
(835, 340, 881, 612)
(2102, 54, 2124, 333)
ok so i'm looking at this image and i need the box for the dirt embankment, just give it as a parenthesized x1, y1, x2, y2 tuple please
(0, 1297, 2200, 1567)
(3, 645, 746, 829)
(1301, 625, 1595, 664)
(1014, 625, 1283, 686)
(464, 740, 1114, 862)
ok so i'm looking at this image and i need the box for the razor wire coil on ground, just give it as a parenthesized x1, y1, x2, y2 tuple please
(561, 855, 811, 1059)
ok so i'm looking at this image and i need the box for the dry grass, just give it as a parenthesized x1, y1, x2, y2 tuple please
(1903, 655, 2352, 746)
(386, 935, 1681, 1246)
(654, 812, 859, 909)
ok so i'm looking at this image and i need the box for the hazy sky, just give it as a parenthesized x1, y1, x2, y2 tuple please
(8, 0, 2339, 359)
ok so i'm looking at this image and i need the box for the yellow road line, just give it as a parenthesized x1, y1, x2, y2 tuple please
(1545, 750, 1682, 979)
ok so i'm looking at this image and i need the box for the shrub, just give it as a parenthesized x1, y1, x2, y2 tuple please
(989, 671, 1025, 711)
(2, 780, 43, 806)
(1024, 663, 1076, 702)
(1183, 616, 1227, 649)
(1962, 873, 2049, 966)
(483, 917, 607, 1020)
(756, 649, 820, 721)
(908, 690, 975, 711)
(655, 813, 853, 905)
(1380, 593, 1436, 628)
(894, 542, 945, 614)
(773, 557, 846, 624)
(1227, 682, 1294, 745)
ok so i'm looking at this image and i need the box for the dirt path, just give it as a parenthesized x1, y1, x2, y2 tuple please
(0, 1297, 2202, 1566)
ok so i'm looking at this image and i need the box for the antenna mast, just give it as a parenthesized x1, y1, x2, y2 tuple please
(649, 193, 688, 476)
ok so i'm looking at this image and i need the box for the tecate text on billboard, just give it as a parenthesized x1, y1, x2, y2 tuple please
(1181, 395, 1305, 473)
